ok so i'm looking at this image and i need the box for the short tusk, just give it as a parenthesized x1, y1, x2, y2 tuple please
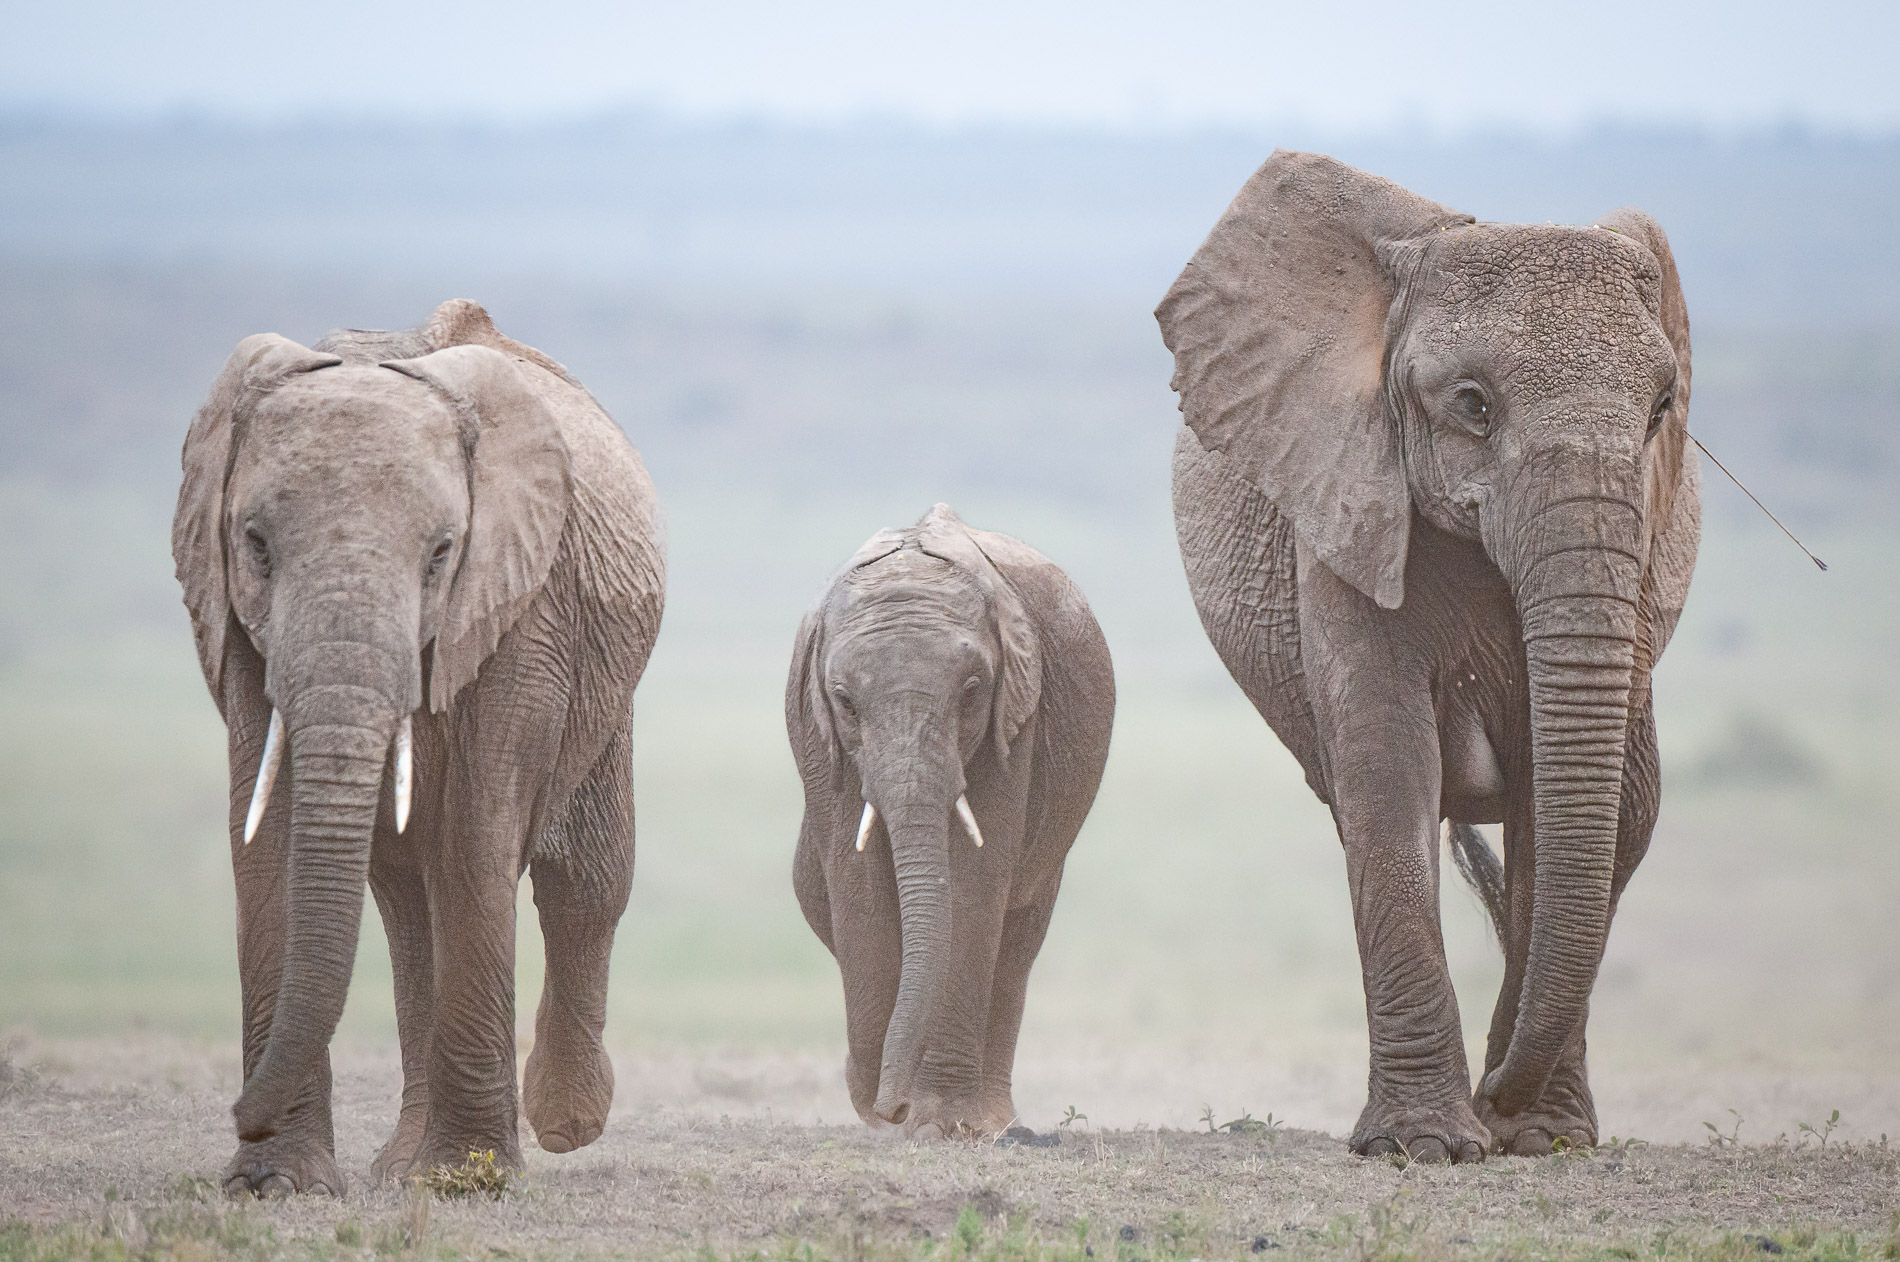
(955, 794, 983, 848)
(393, 715, 413, 834)
(855, 800, 876, 852)
(243, 708, 285, 844)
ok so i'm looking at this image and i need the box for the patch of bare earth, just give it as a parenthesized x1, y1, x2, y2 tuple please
(2, 1037, 1897, 1260)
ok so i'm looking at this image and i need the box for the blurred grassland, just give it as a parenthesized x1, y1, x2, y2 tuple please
(0, 263, 1896, 1140)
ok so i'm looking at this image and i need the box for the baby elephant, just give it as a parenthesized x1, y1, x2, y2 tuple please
(788, 505, 1114, 1139)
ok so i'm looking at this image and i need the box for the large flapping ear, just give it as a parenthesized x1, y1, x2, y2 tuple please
(382, 344, 572, 710)
(172, 334, 342, 703)
(1156, 150, 1472, 609)
(913, 504, 1042, 760)
(1595, 207, 1698, 673)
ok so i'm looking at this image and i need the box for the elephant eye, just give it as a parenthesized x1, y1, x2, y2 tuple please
(427, 536, 454, 574)
(1647, 390, 1674, 439)
(831, 686, 856, 717)
(963, 675, 983, 695)
(244, 525, 271, 575)
(1449, 385, 1491, 436)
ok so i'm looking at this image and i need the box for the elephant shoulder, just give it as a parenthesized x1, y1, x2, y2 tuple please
(1171, 425, 1329, 801)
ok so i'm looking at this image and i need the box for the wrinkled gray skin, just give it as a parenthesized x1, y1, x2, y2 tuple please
(788, 506, 1114, 1138)
(1161, 153, 1700, 1161)
(173, 301, 665, 1195)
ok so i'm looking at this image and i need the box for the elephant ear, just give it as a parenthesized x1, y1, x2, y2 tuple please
(787, 602, 842, 788)
(914, 504, 1042, 760)
(1156, 150, 1472, 609)
(382, 344, 572, 711)
(173, 334, 342, 704)
(787, 526, 912, 787)
(1595, 206, 1699, 670)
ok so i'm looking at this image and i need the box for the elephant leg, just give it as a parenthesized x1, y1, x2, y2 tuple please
(975, 899, 1053, 1133)
(1305, 625, 1487, 1161)
(368, 840, 436, 1182)
(827, 834, 904, 1127)
(221, 683, 342, 1198)
(415, 783, 529, 1173)
(1477, 700, 1658, 1154)
(905, 853, 1011, 1138)
(523, 723, 634, 1155)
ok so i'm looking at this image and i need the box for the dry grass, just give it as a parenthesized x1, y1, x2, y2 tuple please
(3, 1040, 1898, 1262)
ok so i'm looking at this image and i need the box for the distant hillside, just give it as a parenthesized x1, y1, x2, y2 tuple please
(2, 115, 1896, 324)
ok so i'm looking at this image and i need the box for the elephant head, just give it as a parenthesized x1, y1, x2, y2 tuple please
(1157, 152, 1694, 1120)
(788, 504, 1040, 1128)
(173, 315, 570, 1142)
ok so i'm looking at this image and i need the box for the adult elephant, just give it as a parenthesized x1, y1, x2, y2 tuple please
(173, 300, 665, 1194)
(1160, 153, 1699, 1160)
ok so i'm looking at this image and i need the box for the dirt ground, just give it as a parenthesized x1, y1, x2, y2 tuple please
(3, 1037, 1897, 1261)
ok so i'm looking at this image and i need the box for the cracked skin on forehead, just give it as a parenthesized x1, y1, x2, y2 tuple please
(1412, 223, 1676, 410)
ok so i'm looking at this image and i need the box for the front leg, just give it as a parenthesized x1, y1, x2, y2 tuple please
(1302, 567, 1487, 1164)
(417, 776, 528, 1174)
(221, 656, 342, 1197)
(368, 837, 435, 1182)
(975, 899, 1053, 1133)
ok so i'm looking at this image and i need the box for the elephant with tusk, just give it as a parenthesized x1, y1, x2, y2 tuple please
(788, 505, 1114, 1139)
(173, 300, 665, 1195)
(1160, 152, 1700, 1161)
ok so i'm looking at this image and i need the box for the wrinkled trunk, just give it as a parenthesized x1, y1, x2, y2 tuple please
(233, 606, 413, 1142)
(855, 699, 960, 1127)
(1483, 462, 1644, 1118)
(870, 790, 953, 1124)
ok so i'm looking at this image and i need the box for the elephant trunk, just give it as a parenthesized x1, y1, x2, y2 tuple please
(859, 708, 959, 1127)
(234, 605, 414, 1142)
(1483, 458, 1644, 1118)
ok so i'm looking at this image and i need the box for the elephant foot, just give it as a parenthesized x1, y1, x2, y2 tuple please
(222, 1138, 343, 1198)
(370, 1105, 430, 1183)
(1348, 1099, 1490, 1164)
(523, 1036, 614, 1154)
(1472, 1077, 1597, 1156)
(413, 1124, 525, 1179)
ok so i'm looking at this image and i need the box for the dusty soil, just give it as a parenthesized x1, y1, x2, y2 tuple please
(3, 1037, 1898, 1260)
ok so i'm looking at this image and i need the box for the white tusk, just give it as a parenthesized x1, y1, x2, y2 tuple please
(955, 794, 984, 848)
(855, 800, 876, 852)
(243, 709, 285, 844)
(393, 715, 413, 834)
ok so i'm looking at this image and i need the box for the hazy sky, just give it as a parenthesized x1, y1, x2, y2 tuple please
(4, 0, 1896, 133)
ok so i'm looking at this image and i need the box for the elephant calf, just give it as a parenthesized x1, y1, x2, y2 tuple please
(788, 505, 1114, 1138)
(173, 300, 665, 1194)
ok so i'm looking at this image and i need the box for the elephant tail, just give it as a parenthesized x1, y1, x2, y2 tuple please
(1448, 821, 1508, 948)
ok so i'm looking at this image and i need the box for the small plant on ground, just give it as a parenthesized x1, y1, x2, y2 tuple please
(416, 1149, 512, 1200)
(1704, 1109, 1745, 1148)
(1200, 1106, 1282, 1138)
(1059, 1105, 1088, 1129)
(1797, 1108, 1842, 1148)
